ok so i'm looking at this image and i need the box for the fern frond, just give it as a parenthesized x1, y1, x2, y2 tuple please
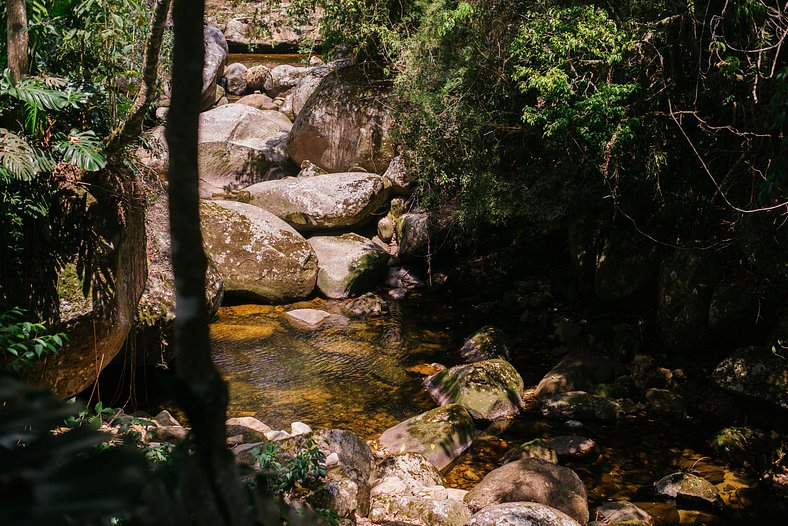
(54, 131, 107, 172)
(0, 128, 38, 181)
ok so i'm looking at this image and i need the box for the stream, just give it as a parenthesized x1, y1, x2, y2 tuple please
(211, 287, 781, 526)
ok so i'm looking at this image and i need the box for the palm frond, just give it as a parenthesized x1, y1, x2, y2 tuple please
(0, 128, 38, 181)
(54, 130, 107, 172)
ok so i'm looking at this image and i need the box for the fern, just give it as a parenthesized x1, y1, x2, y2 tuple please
(54, 130, 107, 172)
(0, 129, 38, 181)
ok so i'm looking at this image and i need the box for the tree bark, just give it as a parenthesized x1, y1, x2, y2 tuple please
(105, 0, 172, 156)
(6, 0, 29, 82)
(164, 1, 252, 524)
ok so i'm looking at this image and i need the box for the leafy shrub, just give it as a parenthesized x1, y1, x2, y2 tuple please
(252, 439, 328, 497)
(0, 306, 65, 372)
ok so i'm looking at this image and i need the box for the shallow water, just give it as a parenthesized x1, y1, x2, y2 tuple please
(211, 291, 783, 525)
(226, 53, 315, 70)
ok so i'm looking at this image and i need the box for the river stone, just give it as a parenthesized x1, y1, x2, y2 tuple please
(344, 292, 388, 317)
(369, 453, 471, 526)
(307, 233, 389, 299)
(226, 416, 272, 442)
(223, 62, 248, 95)
(460, 326, 511, 363)
(425, 359, 525, 420)
(285, 308, 331, 328)
(654, 472, 723, 508)
(202, 26, 228, 110)
(243, 172, 390, 231)
(265, 64, 311, 96)
(198, 104, 292, 197)
(464, 458, 589, 524)
(712, 346, 788, 410)
(377, 404, 474, 471)
(501, 439, 558, 465)
(546, 436, 599, 461)
(287, 65, 394, 174)
(540, 391, 622, 422)
(311, 429, 375, 518)
(200, 200, 317, 302)
(467, 502, 583, 526)
(658, 251, 722, 353)
(534, 350, 621, 399)
(382, 155, 412, 196)
(396, 213, 431, 257)
(236, 93, 276, 110)
(591, 501, 653, 525)
(378, 214, 395, 243)
(245, 65, 272, 92)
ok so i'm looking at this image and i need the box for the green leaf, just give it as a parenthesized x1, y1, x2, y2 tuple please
(54, 131, 107, 172)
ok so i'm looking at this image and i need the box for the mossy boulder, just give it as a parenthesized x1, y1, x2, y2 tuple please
(377, 404, 474, 471)
(467, 502, 583, 526)
(425, 359, 525, 420)
(198, 104, 292, 197)
(654, 472, 723, 508)
(459, 326, 511, 363)
(307, 233, 389, 299)
(242, 172, 390, 232)
(287, 65, 394, 174)
(464, 458, 589, 524)
(395, 212, 431, 257)
(540, 391, 622, 422)
(712, 346, 788, 410)
(200, 200, 317, 302)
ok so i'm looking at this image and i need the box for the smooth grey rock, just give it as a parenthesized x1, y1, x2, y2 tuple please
(654, 472, 723, 508)
(460, 326, 511, 363)
(377, 404, 474, 471)
(308, 233, 389, 299)
(425, 359, 525, 420)
(200, 200, 317, 302)
(266, 64, 310, 96)
(202, 26, 228, 110)
(244, 172, 389, 231)
(464, 458, 589, 524)
(226, 416, 272, 442)
(198, 104, 292, 196)
(382, 155, 412, 195)
(285, 308, 331, 328)
(467, 502, 583, 526)
(236, 93, 276, 110)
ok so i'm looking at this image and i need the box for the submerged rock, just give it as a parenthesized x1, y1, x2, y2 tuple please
(242, 172, 389, 232)
(200, 200, 317, 302)
(712, 346, 788, 410)
(464, 458, 589, 524)
(377, 404, 474, 471)
(425, 359, 525, 420)
(308, 233, 389, 299)
(540, 391, 622, 422)
(285, 308, 331, 328)
(198, 104, 292, 196)
(501, 439, 558, 465)
(654, 472, 723, 508)
(546, 436, 599, 461)
(344, 292, 388, 317)
(459, 326, 512, 363)
(467, 502, 583, 526)
(591, 501, 654, 525)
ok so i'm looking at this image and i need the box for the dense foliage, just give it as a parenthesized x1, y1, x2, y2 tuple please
(306, 0, 786, 284)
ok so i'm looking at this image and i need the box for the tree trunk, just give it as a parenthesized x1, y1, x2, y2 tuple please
(6, 0, 29, 81)
(164, 1, 252, 525)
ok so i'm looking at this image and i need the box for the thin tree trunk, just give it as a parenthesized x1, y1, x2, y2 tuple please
(6, 0, 29, 82)
(164, 1, 252, 524)
(105, 0, 171, 156)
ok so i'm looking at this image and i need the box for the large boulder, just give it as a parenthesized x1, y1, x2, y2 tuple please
(368, 453, 471, 526)
(223, 62, 248, 95)
(198, 104, 292, 197)
(464, 458, 589, 524)
(265, 64, 310, 97)
(287, 66, 394, 174)
(28, 181, 147, 397)
(202, 26, 228, 110)
(289, 62, 345, 117)
(245, 65, 272, 92)
(382, 155, 413, 196)
(534, 350, 621, 399)
(396, 213, 431, 257)
(377, 404, 474, 471)
(459, 326, 511, 363)
(425, 359, 525, 420)
(466, 502, 583, 526)
(200, 200, 317, 302)
(712, 346, 788, 410)
(241, 172, 389, 232)
(658, 251, 722, 353)
(220, 8, 321, 53)
(540, 391, 622, 422)
(307, 233, 389, 299)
